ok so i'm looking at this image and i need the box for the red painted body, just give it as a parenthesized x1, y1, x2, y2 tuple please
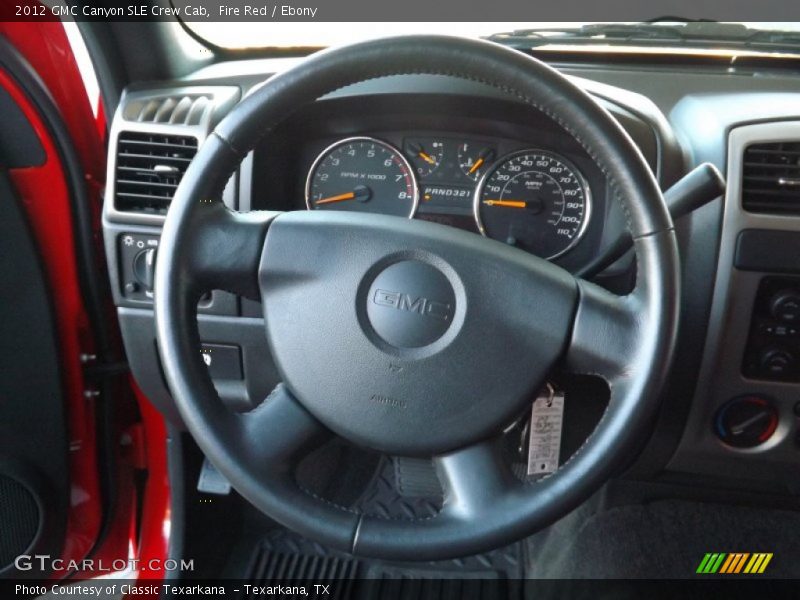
(0, 60, 102, 573)
(0, 21, 171, 585)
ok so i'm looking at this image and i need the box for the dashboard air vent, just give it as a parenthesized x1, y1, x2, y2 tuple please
(743, 142, 800, 214)
(114, 132, 198, 214)
(122, 94, 211, 126)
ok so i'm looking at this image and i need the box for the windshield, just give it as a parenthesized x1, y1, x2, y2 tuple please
(188, 22, 534, 49)
(188, 21, 800, 51)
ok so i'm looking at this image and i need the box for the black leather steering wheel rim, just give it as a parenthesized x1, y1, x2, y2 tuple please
(154, 35, 680, 560)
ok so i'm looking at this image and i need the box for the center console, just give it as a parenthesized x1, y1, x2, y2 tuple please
(669, 121, 800, 489)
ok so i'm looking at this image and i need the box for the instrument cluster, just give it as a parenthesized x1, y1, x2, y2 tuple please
(303, 134, 594, 261)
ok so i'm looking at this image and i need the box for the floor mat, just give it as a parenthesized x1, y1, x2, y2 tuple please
(526, 499, 800, 579)
(241, 528, 523, 599)
(353, 456, 442, 520)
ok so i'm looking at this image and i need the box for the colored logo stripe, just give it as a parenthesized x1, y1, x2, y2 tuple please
(697, 553, 726, 574)
(697, 552, 773, 574)
(719, 553, 749, 573)
(744, 553, 773, 574)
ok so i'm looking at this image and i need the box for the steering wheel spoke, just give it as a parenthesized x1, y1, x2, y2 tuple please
(435, 438, 518, 519)
(179, 202, 278, 300)
(237, 384, 330, 470)
(566, 231, 679, 391)
(565, 279, 643, 384)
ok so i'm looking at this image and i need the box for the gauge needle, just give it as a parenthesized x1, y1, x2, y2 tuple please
(418, 151, 437, 165)
(409, 142, 437, 166)
(315, 191, 357, 205)
(483, 199, 527, 208)
(315, 186, 371, 206)
(468, 157, 485, 174)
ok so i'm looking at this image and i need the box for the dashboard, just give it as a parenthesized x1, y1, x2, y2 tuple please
(102, 54, 800, 497)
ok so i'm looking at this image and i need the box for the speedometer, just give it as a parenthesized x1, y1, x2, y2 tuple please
(305, 137, 418, 218)
(474, 150, 590, 259)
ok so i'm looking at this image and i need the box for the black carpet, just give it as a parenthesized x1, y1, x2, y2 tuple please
(527, 499, 800, 579)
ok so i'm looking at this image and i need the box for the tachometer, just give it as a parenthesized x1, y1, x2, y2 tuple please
(474, 150, 590, 259)
(306, 137, 418, 218)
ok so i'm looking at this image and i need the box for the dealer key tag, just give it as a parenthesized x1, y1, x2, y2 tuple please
(527, 387, 565, 476)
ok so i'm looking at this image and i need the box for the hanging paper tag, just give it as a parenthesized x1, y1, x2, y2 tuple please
(527, 388, 565, 476)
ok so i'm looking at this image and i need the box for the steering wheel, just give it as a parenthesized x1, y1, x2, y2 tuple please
(154, 35, 679, 561)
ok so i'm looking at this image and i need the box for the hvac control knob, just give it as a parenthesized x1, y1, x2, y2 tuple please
(769, 289, 800, 323)
(759, 347, 795, 377)
(714, 395, 778, 449)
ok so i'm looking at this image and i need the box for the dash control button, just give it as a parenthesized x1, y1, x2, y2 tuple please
(760, 347, 794, 376)
(770, 290, 800, 323)
(200, 344, 243, 380)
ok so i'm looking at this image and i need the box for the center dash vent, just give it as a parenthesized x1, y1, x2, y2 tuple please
(743, 142, 800, 214)
(114, 132, 198, 214)
(122, 94, 211, 126)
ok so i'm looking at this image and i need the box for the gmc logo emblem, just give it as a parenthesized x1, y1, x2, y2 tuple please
(372, 289, 452, 321)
